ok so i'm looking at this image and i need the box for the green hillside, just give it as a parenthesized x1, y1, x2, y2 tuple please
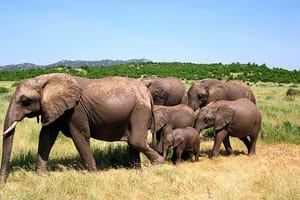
(0, 62, 299, 83)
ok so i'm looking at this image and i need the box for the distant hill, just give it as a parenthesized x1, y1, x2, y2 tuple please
(0, 59, 151, 70)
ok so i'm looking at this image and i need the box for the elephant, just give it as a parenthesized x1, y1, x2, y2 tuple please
(187, 78, 256, 111)
(151, 104, 196, 158)
(194, 98, 262, 159)
(1, 73, 164, 183)
(140, 76, 188, 106)
(164, 127, 200, 164)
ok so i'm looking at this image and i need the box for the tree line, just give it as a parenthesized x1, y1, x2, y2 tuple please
(0, 62, 299, 83)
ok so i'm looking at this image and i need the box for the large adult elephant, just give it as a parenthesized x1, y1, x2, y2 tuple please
(1, 73, 164, 182)
(140, 76, 188, 106)
(187, 79, 256, 111)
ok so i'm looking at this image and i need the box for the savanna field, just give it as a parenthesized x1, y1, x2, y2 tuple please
(0, 64, 299, 200)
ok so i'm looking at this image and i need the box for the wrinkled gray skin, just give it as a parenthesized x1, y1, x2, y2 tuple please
(151, 104, 196, 158)
(1, 73, 164, 183)
(188, 79, 256, 111)
(140, 76, 188, 106)
(164, 127, 200, 164)
(195, 98, 262, 159)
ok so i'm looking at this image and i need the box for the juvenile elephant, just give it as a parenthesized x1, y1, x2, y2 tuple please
(151, 104, 196, 158)
(194, 98, 261, 159)
(164, 127, 200, 164)
(187, 79, 256, 111)
(1, 73, 164, 182)
(140, 76, 188, 106)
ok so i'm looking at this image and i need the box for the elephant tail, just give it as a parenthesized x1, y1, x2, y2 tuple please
(250, 91, 257, 105)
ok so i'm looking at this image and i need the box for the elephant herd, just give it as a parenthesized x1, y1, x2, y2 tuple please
(0, 73, 262, 182)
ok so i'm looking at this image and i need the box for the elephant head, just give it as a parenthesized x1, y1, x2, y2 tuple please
(1, 73, 81, 182)
(188, 79, 225, 111)
(195, 103, 234, 133)
(162, 129, 184, 157)
(187, 82, 209, 111)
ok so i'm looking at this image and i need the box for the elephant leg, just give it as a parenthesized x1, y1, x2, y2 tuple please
(212, 130, 227, 159)
(69, 123, 97, 171)
(152, 131, 156, 149)
(127, 144, 141, 168)
(223, 135, 234, 155)
(162, 125, 172, 159)
(128, 108, 164, 164)
(194, 145, 200, 162)
(239, 137, 251, 153)
(248, 134, 258, 156)
(175, 144, 185, 164)
(171, 147, 177, 163)
(37, 125, 59, 175)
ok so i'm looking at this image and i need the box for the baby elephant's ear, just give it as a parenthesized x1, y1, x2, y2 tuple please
(152, 106, 169, 133)
(215, 104, 234, 131)
(174, 133, 185, 147)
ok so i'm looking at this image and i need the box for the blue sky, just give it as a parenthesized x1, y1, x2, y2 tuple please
(0, 0, 299, 70)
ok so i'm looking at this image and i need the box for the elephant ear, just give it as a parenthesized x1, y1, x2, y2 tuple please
(152, 106, 169, 133)
(207, 84, 226, 103)
(150, 82, 165, 100)
(40, 73, 82, 126)
(173, 133, 184, 147)
(214, 104, 234, 131)
(141, 79, 152, 88)
(181, 92, 188, 104)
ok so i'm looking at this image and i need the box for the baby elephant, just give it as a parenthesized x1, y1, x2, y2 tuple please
(165, 127, 200, 163)
(195, 98, 261, 159)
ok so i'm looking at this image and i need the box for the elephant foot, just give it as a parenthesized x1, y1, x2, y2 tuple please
(210, 156, 219, 161)
(129, 161, 141, 169)
(37, 168, 49, 177)
(226, 149, 234, 156)
(0, 175, 7, 184)
(152, 155, 164, 165)
(248, 152, 255, 156)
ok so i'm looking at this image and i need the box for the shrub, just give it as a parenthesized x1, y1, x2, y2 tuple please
(203, 128, 215, 138)
(286, 88, 300, 96)
(11, 82, 19, 87)
(0, 87, 9, 93)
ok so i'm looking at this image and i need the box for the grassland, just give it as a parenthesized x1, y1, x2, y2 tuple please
(0, 80, 299, 200)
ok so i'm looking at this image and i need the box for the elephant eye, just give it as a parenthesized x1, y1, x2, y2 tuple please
(199, 94, 205, 99)
(21, 96, 32, 106)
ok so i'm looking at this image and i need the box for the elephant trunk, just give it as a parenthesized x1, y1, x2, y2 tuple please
(194, 120, 204, 133)
(188, 100, 199, 111)
(1, 100, 19, 183)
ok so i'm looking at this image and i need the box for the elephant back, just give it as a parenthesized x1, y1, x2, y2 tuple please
(224, 81, 256, 104)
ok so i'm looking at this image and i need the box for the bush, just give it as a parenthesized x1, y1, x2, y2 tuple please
(0, 87, 9, 93)
(203, 128, 215, 138)
(11, 82, 19, 87)
(286, 88, 300, 96)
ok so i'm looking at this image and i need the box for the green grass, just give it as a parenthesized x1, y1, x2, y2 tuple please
(0, 87, 9, 93)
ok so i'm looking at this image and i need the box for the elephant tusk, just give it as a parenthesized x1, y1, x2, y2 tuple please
(2, 121, 18, 136)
